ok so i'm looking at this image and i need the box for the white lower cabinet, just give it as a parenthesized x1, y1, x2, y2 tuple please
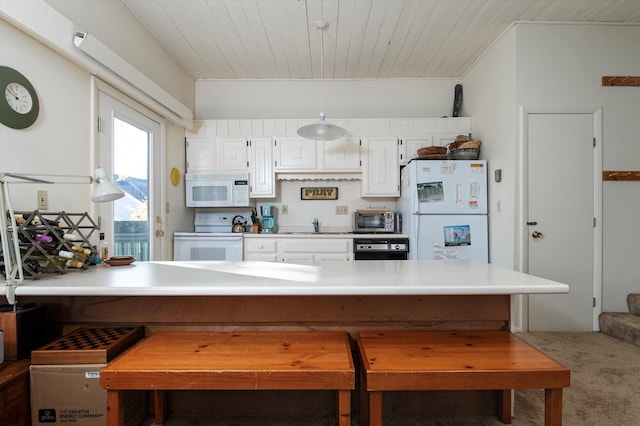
(243, 238, 278, 261)
(244, 237, 353, 262)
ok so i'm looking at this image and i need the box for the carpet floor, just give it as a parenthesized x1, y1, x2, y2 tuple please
(144, 331, 640, 425)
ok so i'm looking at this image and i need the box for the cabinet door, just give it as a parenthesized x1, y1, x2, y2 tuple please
(281, 253, 315, 263)
(218, 137, 248, 171)
(319, 137, 360, 170)
(399, 136, 434, 165)
(281, 238, 352, 263)
(275, 137, 317, 170)
(435, 134, 458, 149)
(249, 137, 275, 198)
(315, 253, 352, 261)
(245, 253, 279, 261)
(361, 137, 400, 197)
(186, 138, 216, 172)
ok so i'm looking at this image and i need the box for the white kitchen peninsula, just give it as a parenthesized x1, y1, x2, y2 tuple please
(13, 260, 568, 297)
(13, 259, 567, 336)
(13, 260, 568, 420)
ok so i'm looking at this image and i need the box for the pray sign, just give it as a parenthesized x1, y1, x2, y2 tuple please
(301, 187, 338, 200)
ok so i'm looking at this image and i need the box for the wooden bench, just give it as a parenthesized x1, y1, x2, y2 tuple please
(356, 330, 570, 426)
(100, 331, 355, 426)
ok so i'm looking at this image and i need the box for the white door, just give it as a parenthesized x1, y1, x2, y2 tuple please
(527, 112, 600, 331)
(96, 81, 164, 261)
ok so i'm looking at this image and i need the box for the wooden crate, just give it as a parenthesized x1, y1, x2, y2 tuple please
(0, 360, 31, 426)
(0, 304, 46, 360)
(31, 326, 144, 365)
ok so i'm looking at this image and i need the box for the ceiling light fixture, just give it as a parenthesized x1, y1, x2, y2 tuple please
(297, 18, 346, 141)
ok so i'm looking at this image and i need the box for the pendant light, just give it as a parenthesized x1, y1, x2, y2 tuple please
(297, 18, 346, 141)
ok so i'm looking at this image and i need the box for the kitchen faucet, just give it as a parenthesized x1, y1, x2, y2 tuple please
(312, 218, 320, 233)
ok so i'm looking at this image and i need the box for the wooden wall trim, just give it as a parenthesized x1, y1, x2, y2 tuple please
(28, 294, 510, 338)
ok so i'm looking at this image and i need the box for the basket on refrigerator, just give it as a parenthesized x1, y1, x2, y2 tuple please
(448, 140, 481, 160)
(417, 146, 448, 159)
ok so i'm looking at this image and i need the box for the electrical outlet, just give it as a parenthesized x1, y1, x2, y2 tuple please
(282, 205, 288, 214)
(37, 190, 48, 210)
(335, 205, 348, 215)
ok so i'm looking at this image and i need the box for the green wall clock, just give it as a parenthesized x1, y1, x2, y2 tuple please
(1, 66, 40, 129)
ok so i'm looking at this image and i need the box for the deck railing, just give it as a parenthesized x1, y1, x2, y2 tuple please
(114, 221, 148, 261)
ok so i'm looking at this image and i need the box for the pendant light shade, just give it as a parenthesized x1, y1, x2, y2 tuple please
(297, 18, 346, 141)
(297, 112, 345, 140)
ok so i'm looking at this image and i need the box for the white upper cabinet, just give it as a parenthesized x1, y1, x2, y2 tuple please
(186, 137, 247, 172)
(249, 137, 275, 198)
(186, 118, 472, 198)
(217, 137, 248, 171)
(274, 137, 317, 171)
(360, 137, 400, 197)
(399, 136, 434, 165)
(186, 138, 215, 172)
(319, 137, 360, 171)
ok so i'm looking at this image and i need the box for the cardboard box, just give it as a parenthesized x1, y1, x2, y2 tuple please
(30, 364, 146, 426)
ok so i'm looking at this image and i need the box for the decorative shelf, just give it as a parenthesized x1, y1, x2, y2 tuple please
(603, 171, 640, 181)
(601, 76, 640, 87)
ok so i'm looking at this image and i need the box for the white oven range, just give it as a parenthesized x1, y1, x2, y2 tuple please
(173, 209, 253, 261)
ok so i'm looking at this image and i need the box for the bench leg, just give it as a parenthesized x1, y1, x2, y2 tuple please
(337, 390, 351, 426)
(359, 366, 369, 426)
(545, 388, 563, 426)
(498, 389, 512, 424)
(154, 390, 168, 425)
(106, 390, 125, 426)
(368, 391, 383, 426)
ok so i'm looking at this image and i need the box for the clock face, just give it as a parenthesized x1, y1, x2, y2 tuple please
(0, 66, 40, 129)
(5, 82, 33, 114)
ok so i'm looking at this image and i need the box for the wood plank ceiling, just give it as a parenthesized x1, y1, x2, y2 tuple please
(121, 0, 640, 80)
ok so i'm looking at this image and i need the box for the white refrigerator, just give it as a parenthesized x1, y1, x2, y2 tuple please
(398, 160, 488, 261)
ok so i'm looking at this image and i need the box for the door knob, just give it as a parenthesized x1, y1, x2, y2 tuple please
(531, 231, 543, 239)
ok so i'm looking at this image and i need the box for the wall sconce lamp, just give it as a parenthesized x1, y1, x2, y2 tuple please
(0, 168, 124, 305)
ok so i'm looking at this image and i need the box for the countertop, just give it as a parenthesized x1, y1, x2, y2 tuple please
(11, 260, 569, 297)
(243, 233, 408, 238)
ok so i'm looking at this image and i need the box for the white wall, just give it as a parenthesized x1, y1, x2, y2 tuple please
(513, 23, 640, 313)
(45, 0, 195, 111)
(464, 23, 640, 314)
(0, 9, 192, 260)
(0, 19, 93, 213)
(196, 79, 458, 119)
(462, 27, 518, 269)
(257, 181, 397, 233)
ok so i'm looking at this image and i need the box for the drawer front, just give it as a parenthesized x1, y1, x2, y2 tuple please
(282, 239, 351, 253)
(245, 239, 277, 253)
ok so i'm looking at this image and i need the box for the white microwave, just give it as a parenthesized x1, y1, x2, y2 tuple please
(185, 172, 250, 207)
